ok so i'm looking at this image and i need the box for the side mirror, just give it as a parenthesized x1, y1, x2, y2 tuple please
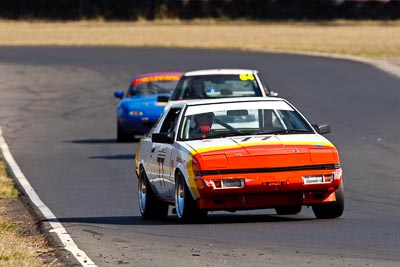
(268, 90, 279, 97)
(114, 90, 124, 99)
(157, 95, 170, 103)
(152, 132, 173, 143)
(313, 124, 331, 135)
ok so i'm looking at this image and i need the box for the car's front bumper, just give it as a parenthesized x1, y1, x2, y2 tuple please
(192, 169, 342, 210)
(118, 116, 157, 135)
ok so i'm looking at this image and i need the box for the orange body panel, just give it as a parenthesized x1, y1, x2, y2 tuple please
(190, 143, 341, 210)
(194, 144, 338, 169)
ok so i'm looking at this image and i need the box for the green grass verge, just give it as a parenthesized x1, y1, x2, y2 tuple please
(0, 155, 47, 267)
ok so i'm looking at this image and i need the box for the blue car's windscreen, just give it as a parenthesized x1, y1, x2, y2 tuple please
(127, 80, 179, 96)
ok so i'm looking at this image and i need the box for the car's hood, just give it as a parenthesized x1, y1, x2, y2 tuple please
(121, 95, 169, 109)
(184, 134, 339, 169)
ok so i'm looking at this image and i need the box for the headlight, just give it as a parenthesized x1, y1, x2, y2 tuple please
(191, 157, 201, 177)
(303, 174, 333, 184)
(212, 178, 245, 189)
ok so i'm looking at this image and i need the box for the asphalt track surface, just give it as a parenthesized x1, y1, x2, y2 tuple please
(0, 46, 400, 267)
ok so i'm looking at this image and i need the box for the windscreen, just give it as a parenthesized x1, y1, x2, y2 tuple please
(170, 74, 263, 100)
(127, 75, 180, 96)
(179, 101, 313, 141)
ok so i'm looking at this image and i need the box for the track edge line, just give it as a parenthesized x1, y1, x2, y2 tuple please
(0, 126, 97, 267)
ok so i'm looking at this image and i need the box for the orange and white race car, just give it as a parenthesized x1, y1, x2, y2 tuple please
(135, 97, 344, 223)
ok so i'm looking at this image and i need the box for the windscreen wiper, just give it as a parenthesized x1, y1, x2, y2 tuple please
(256, 129, 313, 135)
(208, 132, 246, 138)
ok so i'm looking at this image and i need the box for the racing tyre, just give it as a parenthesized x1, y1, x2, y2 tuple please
(275, 205, 302, 215)
(117, 122, 133, 142)
(138, 169, 169, 220)
(175, 173, 207, 223)
(312, 182, 345, 219)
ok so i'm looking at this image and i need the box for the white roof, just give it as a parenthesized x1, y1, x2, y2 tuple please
(185, 99, 292, 116)
(184, 69, 258, 76)
(170, 97, 284, 109)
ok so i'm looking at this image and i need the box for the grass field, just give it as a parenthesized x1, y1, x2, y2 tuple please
(0, 157, 53, 267)
(0, 159, 18, 199)
(0, 20, 399, 58)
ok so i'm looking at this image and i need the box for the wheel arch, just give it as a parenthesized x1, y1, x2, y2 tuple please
(174, 164, 200, 200)
(137, 160, 148, 179)
(138, 162, 145, 173)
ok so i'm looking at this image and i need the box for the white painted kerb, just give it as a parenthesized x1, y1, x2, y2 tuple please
(0, 126, 97, 267)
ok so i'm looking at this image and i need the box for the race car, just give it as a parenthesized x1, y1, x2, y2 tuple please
(168, 69, 278, 103)
(135, 97, 344, 223)
(114, 72, 183, 142)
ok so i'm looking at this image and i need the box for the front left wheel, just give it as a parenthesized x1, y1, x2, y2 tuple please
(312, 181, 345, 219)
(138, 169, 169, 220)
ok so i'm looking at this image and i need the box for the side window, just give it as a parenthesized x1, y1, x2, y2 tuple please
(160, 108, 181, 134)
(171, 78, 188, 100)
(126, 85, 135, 97)
(283, 110, 311, 130)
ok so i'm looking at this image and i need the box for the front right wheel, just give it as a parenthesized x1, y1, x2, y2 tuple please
(117, 121, 133, 142)
(175, 172, 207, 223)
(312, 181, 345, 219)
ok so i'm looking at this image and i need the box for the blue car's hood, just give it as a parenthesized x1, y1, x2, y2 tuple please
(119, 94, 169, 116)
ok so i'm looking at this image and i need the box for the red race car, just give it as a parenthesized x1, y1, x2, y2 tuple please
(136, 97, 344, 223)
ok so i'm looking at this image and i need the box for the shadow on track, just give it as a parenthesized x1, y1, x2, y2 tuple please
(47, 214, 312, 226)
(89, 154, 135, 160)
(65, 138, 117, 144)
(63, 139, 136, 159)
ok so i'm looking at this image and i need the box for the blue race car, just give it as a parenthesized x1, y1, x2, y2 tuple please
(114, 72, 183, 142)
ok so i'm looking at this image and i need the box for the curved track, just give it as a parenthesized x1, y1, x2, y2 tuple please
(1, 46, 400, 266)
